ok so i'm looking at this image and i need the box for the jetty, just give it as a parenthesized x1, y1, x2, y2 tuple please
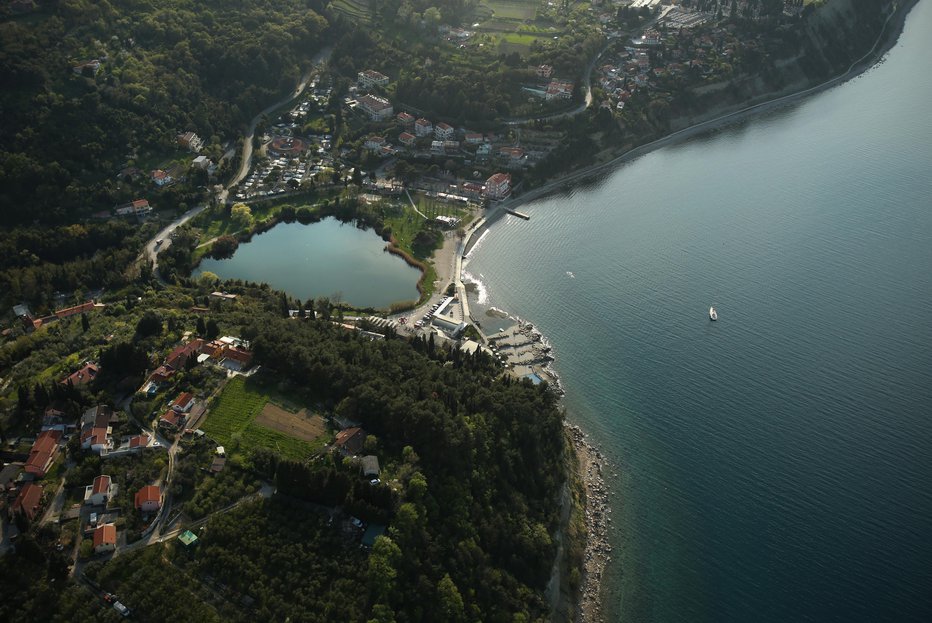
(505, 208, 530, 220)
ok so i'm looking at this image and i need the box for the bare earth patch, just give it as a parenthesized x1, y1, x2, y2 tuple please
(255, 403, 325, 442)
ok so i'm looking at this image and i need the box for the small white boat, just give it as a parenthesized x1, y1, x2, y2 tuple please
(709, 306, 718, 321)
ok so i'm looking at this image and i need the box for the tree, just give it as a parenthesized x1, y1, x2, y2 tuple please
(205, 319, 220, 340)
(368, 535, 401, 600)
(135, 311, 163, 337)
(196, 316, 207, 336)
(81, 312, 90, 333)
(437, 574, 466, 622)
(231, 203, 254, 229)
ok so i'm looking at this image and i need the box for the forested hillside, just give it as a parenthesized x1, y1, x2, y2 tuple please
(0, 0, 331, 224)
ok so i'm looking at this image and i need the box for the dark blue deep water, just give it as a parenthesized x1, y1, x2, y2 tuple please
(463, 3, 932, 621)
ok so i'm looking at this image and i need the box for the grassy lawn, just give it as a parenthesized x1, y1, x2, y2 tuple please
(201, 376, 327, 461)
(486, 0, 537, 21)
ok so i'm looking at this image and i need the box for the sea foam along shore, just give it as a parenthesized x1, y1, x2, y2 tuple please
(458, 3, 919, 619)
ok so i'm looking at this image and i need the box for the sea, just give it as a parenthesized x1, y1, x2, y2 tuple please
(462, 3, 932, 621)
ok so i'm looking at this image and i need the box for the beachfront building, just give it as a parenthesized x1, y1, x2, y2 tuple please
(484, 173, 511, 200)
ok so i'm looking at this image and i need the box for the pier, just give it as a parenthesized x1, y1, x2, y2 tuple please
(504, 208, 530, 220)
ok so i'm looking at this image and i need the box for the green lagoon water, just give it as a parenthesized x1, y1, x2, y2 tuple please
(196, 217, 421, 308)
(464, 3, 932, 621)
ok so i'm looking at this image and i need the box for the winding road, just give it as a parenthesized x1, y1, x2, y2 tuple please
(141, 47, 333, 281)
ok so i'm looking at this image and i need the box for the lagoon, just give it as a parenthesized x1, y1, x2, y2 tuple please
(196, 218, 421, 309)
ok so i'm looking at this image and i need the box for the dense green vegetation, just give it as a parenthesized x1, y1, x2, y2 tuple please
(0, 0, 332, 224)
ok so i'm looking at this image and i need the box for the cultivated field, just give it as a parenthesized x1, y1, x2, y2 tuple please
(255, 403, 326, 442)
(201, 377, 328, 461)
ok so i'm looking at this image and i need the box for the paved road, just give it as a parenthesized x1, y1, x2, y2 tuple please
(141, 204, 209, 284)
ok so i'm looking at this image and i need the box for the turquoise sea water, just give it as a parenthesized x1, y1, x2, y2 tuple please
(195, 217, 421, 308)
(464, 3, 932, 621)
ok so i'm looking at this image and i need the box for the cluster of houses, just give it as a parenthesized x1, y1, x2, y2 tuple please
(141, 335, 254, 396)
(12, 300, 105, 335)
(85, 482, 162, 554)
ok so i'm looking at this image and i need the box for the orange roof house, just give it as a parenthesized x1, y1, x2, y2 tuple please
(24, 430, 62, 477)
(334, 427, 366, 456)
(13, 483, 43, 521)
(135, 485, 161, 512)
(93, 523, 117, 552)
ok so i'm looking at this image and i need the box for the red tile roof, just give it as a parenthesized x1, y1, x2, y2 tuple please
(54, 301, 96, 319)
(61, 362, 99, 386)
(93, 523, 117, 547)
(135, 485, 161, 509)
(129, 433, 150, 448)
(24, 430, 61, 475)
(171, 392, 194, 409)
(92, 475, 111, 495)
(13, 483, 43, 520)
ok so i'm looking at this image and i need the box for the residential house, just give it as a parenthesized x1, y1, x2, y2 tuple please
(334, 427, 366, 456)
(72, 59, 101, 76)
(545, 80, 574, 100)
(61, 362, 99, 387)
(12, 483, 43, 521)
(484, 172, 512, 200)
(434, 122, 455, 140)
(192, 155, 211, 170)
(80, 405, 114, 454)
(55, 301, 100, 320)
(414, 118, 433, 138)
(116, 199, 152, 217)
(24, 430, 62, 477)
(171, 392, 196, 413)
(396, 112, 415, 129)
(398, 132, 416, 147)
(159, 410, 185, 431)
(475, 143, 492, 160)
(536, 64, 554, 78)
(357, 69, 389, 89)
(151, 169, 173, 186)
(40, 407, 69, 433)
(464, 133, 484, 145)
(461, 181, 484, 199)
(177, 131, 204, 152)
(364, 136, 387, 152)
(0, 464, 23, 492)
(93, 523, 117, 553)
(135, 485, 161, 513)
(498, 147, 526, 167)
(128, 433, 151, 450)
(84, 475, 113, 506)
(166, 339, 204, 371)
(357, 95, 394, 121)
(430, 141, 446, 155)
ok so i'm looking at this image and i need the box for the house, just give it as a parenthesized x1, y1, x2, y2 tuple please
(41, 407, 69, 433)
(464, 133, 484, 145)
(398, 132, 416, 146)
(434, 122, 455, 140)
(357, 69, 389, 89)
(116, 199, 152, 217)
(55, 301, 99, 320)
(159, 410, 185, 431)
(72, 59, 101, 76)
(151, 169, 173, 186)
(165, 339, 204, 370)
(357, 94, 394, 121)
(135, 485, 161, 513)
(461, 181, 484, 199)
(81, 426, 113, 454)
(364, 136, 387, 152)
(498, 147, 526, 166)
(24, 430, 62, 477)
(334, 427, 366, 456)
(361, 455, 380, 478)
(484, 172, 512, 200)
(177, 131, 204, 152)
(128, 433, 151, 449)
(171, 392, 196, 413)
(396, 112, 415, 129)
(430, 140, 445, 155)
(192, 155, 211, 170)
(210, 457, 226, 473)
(12, 483, 43, 521)
(475, 143, 492, 159)
(84, 475, 113, 506)
(536, 64, 554, 78)
(93, 523, 117, 553)
(545, 80, 574, 100)
(61, 362, 99, 387)
(414, 118, 433, 138)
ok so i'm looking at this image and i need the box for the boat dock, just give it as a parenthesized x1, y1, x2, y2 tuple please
(504, 208, 530, 220)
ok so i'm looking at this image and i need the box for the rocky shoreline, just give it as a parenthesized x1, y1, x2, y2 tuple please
(568, 424, 613, 623)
